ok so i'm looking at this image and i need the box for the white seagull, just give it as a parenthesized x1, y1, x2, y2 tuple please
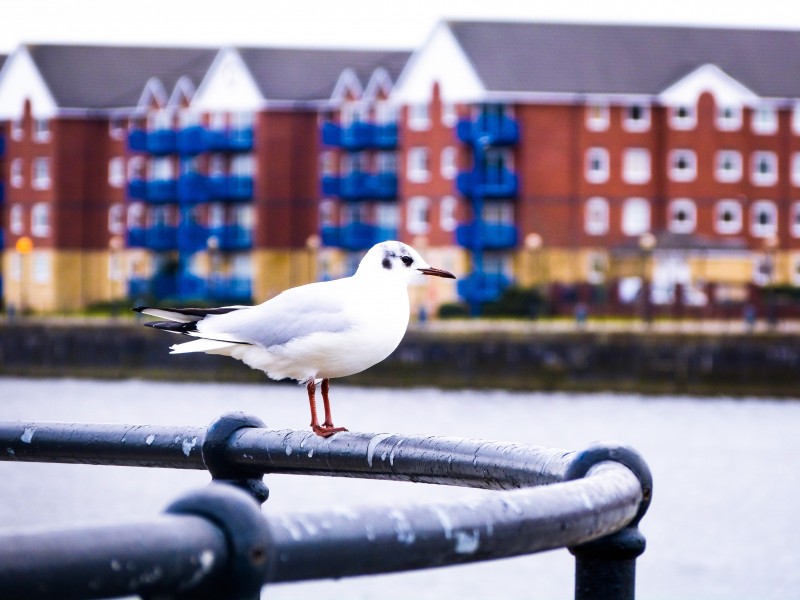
(134, 241, 455, 437)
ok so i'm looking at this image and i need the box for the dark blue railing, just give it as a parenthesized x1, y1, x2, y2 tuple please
(322, 121, 398, 151)
(456, 222, 519, 250)
(457, 271, 513, 305)
(456, 168, 518, 198)
(321, 223, 397, 250)
(456, 114, 520, 146)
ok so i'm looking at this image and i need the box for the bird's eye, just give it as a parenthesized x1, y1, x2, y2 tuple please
(401, 255, 414, 267)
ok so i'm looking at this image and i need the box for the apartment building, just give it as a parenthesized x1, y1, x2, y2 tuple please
(3, 21, 800, 314)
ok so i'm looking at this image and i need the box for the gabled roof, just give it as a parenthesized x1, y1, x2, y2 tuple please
(26, 44, 218, 109)
(446, 20, 800, 98)
(236, 47, 411, 101)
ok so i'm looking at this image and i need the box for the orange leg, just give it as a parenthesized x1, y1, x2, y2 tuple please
(306, 379, 347, 437)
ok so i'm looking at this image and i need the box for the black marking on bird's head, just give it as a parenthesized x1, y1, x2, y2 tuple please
(401, 255, 414, 267)
(382, 257, 392, 269)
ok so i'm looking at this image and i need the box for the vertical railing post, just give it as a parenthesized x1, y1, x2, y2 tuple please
(565, 442, 653, 600)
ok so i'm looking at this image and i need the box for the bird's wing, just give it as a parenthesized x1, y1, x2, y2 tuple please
(198, 279, 355, 349)
(133, 305, 248, 322)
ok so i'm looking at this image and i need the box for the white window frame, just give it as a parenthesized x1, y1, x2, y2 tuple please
(11, 118, 23, 140)
(31, 157, 51, 190)
(586, 252, 608, 284)
(623, 102, 651, 132)
(441, 102, 457, 127)
(10, 158, 23, 188)
(751, 151, 778, 187)
(407, 147, 430, 183)
(793, 102, 800, 135)
(750, 200, 778, 238)
(108, 203, 125, 235)
(406, 196, 430, 235)
(375, 203, 399, 230)
(10, 203, 24, 235)
(31, 202, 51, 237)
(584, 197, 609, 236)
(717, 105, 742, 131)
(440, 195, 458, 232)
(792, 153, 800, 187)
(231, 154, 254, 176)
(667, 198, 697, 234)
(585, 147, 609, 184)
(621, 197, 651, 236)
(408, 103, 430, 131)
(33, 251, 51, 283)
(440, 146, 457, 180)
(109, 116, 125, 139)
(622, 148, 651, 184)
(715, 150, 743, 183)
(669, 149, 697, 182)
(670, 104, 696, 130)
(585, 101, 610, 131)
(108, 157, 125, 188)
(791, 202, 800, 238)
(752, 104, 778, 135)
(33, 118, 50, 142)
(714, 199, 743, 235)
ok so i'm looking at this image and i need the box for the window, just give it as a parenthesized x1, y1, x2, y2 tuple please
(586, 252, 608, 284)
(31, 202, 50, 237)
(33, 251, 51, 283)
(150, 157, 174, 181)
(440, 196, 458, 232)
(10, 158, 23, 187)
(32, 158, 51, 189)
(209, 112, 227, 130)
(11, 118, 23, 140)
(109, 116, 125, 139)
(407, 196, 430, 235)
(376, 204, 399, 230)
(128, 156, 145, 180)
(792, 254, 800, 286)
(376, 151, 397, 173)
(407, 147, 430, 183)
(408, 103, 430, 130)
(320, 151, 336, 176)
(623, 148, 651, 184)
(441, 102, 457, 126)
(793, 103, 800, 134)
(208, 155, 226, 176)
(586, 102, 609, 131)
(209, 203, 226, 229)
(440, 147, 457, 180)
(717, 105, 742, 131)
(584, 197, 609, 235)
(319, 200, 336, 227)
(149, 110, 171, 131)
(623, 102, 650, 132)
(751, 152, 778, 186)
(715, 200, 743, 234)
(108, 252, 124, 282)
(341, 102, 365, 125)
(792, 153, 800, 187)
(752, 104, 778, 135)
(108, 157, 125, 187)
(670, 104, 696, 130)
(622, 198, 650, 236)
(716, 150, 743, 183)
(33, 118, 50, 142)
(231, 111, 253, 129)
(375, 101, 398, 125)
(127, 203, 145, 229)
(10, 204, 24, 235)
(585, 148, 609, 183)
(750, 200, 778, 238)
(791, 203, 800, 238)
(483, 202, 513, 224)
(669, 150, 697, 182)
(108, 203, 125, 235)
(231, 154, 254, 176)
(668, 199, 697, 234)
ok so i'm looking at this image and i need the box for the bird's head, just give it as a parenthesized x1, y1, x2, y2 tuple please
(355, 241, 456, 285)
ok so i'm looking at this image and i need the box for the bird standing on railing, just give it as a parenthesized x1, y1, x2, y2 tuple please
(134, 241, 455, 437)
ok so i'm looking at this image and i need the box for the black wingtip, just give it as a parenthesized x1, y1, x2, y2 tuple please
(132, 306, 148, 313)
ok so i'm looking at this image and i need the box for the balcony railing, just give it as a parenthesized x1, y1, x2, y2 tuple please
(457, 114, 520, 146)
(208, 175, 254, 201)
(0, 414, 651, 600)
(209, 275, 253, 302)
(177, 223, 209, 253)
(209, 224, 253, 251)
(322, 121, 398, 151)
(145, 224, 178, 252)
(456, 168, 518, 198)
(321, 172, 397, 201)
(455, 222, 518, 250)
(321, 223, 397, 251)
(177, 173, 209, 205)
(206, 127, 254, 153)
(131, 126, 254, 155)
(457, 271, 513, 304)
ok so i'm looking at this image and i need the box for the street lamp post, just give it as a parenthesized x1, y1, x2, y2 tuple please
(15, 236, 33, 317)
(638, 232, 656, 325)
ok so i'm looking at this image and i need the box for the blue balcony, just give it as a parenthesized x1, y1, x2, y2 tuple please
(0, 181, 4, 203)
(147, 129, 178, 155)
(368, 172, 398, 199)
(0, 136, 5, 157)
(177, 126, 206, 155)
(177, 173, 208, 205)
(146, 179, 178, 204)
(321, 172, 397, 201)
(128, 128, 147, 153)
(128, 276, 150, 299)
(457, 115, 519, 146)
(321, 223, 396, 251)
(126, 227, 147, 248)
(205, 128, 254, 153)
(210, 225, 253, 251)
(322, 121, 398, 151)
(457, 272, 513, 305)
(145, 225, 178, 252)
(373, 123, 398, 149)
(455, 222, 518, 250)
(127, 178, 147, 201)
(207, 175, 253, 201)
(177, 223, 209, 253)
(177, 273, 208, 299)
(456, 168, 518, 199)
(209, 275, 252, 302)
(151, 273, 179, 299)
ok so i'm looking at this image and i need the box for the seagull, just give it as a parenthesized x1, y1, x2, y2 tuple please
(133, 241, 455, 437)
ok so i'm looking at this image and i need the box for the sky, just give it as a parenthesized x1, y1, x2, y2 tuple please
(4, 0, 800, 54)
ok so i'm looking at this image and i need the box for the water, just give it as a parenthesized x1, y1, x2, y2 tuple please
(0, 377, 798, 600)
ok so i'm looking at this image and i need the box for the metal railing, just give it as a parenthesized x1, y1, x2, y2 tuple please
(0, 412, 653, 600)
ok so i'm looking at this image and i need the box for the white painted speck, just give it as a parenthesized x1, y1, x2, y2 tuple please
(181, 436, 197, 457)
(366, 433, 392, 467)
(285, 445, 292, 456)
(307, 448, 314, 458)
(389, 509, 416, 545)
(6, 448, 14, 456)
(20, 428, 34, 444)
(454, 529, 480, 554)
(431, 506, 454, 540)
(198, 549, 215, 572)
(145, 434, 155, 446)
(388, 439, 405, 467)
(110, 559, 122, 571)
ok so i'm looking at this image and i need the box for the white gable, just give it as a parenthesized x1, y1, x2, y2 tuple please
(192, 48, 264, 112)
(659, 63, 760, 107)
(330, 68, 363, 103)
(391, 21, 485, 105)
(137, 77, 169, 110)
(363, 67, 393, 102)
(0, 46, 58, 119)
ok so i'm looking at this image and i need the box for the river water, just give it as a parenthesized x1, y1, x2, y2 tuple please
(0, 377, 797, 600)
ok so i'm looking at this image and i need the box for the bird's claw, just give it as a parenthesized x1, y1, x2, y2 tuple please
(312, 425, 348, 438)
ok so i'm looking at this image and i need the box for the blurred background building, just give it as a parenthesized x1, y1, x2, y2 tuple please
(1, 20, 800, 318)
